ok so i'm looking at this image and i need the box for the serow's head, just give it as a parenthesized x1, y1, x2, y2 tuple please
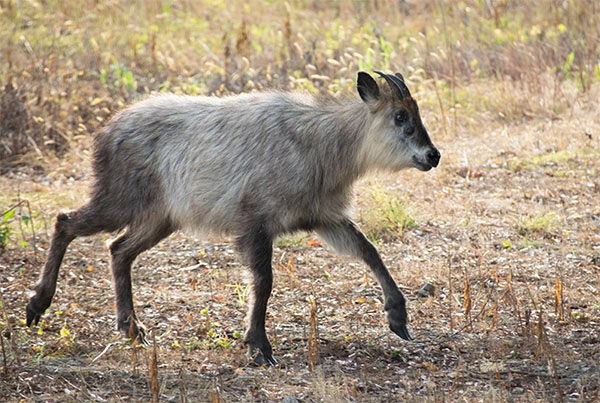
(357, 71, 440, 172)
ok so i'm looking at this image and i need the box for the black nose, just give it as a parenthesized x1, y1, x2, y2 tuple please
(426, 148, 441, 167)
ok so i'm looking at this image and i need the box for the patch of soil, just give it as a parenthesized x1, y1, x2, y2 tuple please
(1, 107, 599, 401)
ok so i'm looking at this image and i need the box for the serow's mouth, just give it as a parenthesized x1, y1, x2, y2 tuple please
(412, 156, 433, 171)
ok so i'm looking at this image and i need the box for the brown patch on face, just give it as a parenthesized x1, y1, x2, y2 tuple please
(378, 84, 420, 117)
(375, 86, 423, 125)
(399, 97, 420, 119)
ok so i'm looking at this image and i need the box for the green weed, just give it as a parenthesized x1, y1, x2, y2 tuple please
(516, 237, 541, 250)
(0, 209, 13, 250)
(508, 150, 581, 173)
(182, 327, 235, 352)
(0, 202, 40, 252)
(517, 212, 558, 237)
(226, 283, 250, 307)
(359, 187, 418, 242)
(99, 62, 138, 93)
(276, 232, 310, 249)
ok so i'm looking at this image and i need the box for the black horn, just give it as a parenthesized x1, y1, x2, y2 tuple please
(374, 70, 411, 99)
(393, 73, 412, 98)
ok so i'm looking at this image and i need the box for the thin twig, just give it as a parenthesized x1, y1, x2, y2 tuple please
(90, 342, 119, 364)
(0, 324, 7, 376)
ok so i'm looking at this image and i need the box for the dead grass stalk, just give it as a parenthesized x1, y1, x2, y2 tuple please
(307, 296, 319, 371)
(148, 333, 159, 403)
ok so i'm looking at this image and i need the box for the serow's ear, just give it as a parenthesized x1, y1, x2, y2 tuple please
(357, 72, 380, 104)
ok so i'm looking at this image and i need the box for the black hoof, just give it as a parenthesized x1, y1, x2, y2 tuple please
(130, 328, 148, 345)
(118, 319, 148, 345)
(390, 323, 413, 341)
(26, 303, 42, 327)
(26, 299, 48, 327)
(247, 346, 277, 366)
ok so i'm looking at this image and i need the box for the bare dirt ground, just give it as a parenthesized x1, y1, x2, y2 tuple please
(1, 93, 599, 401)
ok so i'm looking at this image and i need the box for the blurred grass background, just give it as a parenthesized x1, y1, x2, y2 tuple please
(0, 0, 598, 167)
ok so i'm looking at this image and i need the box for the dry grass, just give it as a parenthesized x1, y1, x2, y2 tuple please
(1, 0, 599, 401)
(1, 0, 598, 164)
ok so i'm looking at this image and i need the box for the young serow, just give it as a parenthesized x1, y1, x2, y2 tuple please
(27, 71, 440, 365)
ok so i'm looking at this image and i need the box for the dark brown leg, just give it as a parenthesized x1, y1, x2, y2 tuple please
(236, 223, 275, 365)
(317, 218, 412, 340)
(108, 220, 174, 343)
(27, 207, 108, 327)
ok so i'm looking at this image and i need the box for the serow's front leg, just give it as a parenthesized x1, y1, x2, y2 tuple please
(317, 219, 412, 341)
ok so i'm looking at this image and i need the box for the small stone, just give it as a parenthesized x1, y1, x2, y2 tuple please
(417, 283, 435, 298)
(512, 387, 524, 395)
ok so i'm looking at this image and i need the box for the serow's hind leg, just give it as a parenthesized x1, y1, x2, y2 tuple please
(236, 224, 276, 365)
(27, 207, 106, 327)
(109, 220, 173, 343)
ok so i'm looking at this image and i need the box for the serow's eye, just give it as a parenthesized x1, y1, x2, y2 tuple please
(394, 110, 409, 126)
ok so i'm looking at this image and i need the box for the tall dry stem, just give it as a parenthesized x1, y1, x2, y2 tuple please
(535, 309, 544, 359)
(463, 277, 472, 326)
(535, 308, 565, 401)
(554, 277, 564, 321)
(436, 0, 457, 133)
(307, 297, 319, 371)
(448, 256, 454, 331)
(148, 333, 159, 403)
(129, 319, 139, 376)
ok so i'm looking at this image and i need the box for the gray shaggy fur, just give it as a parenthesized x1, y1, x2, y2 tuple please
(27, 71, 440, 365)
(95, 92, 366, 236)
